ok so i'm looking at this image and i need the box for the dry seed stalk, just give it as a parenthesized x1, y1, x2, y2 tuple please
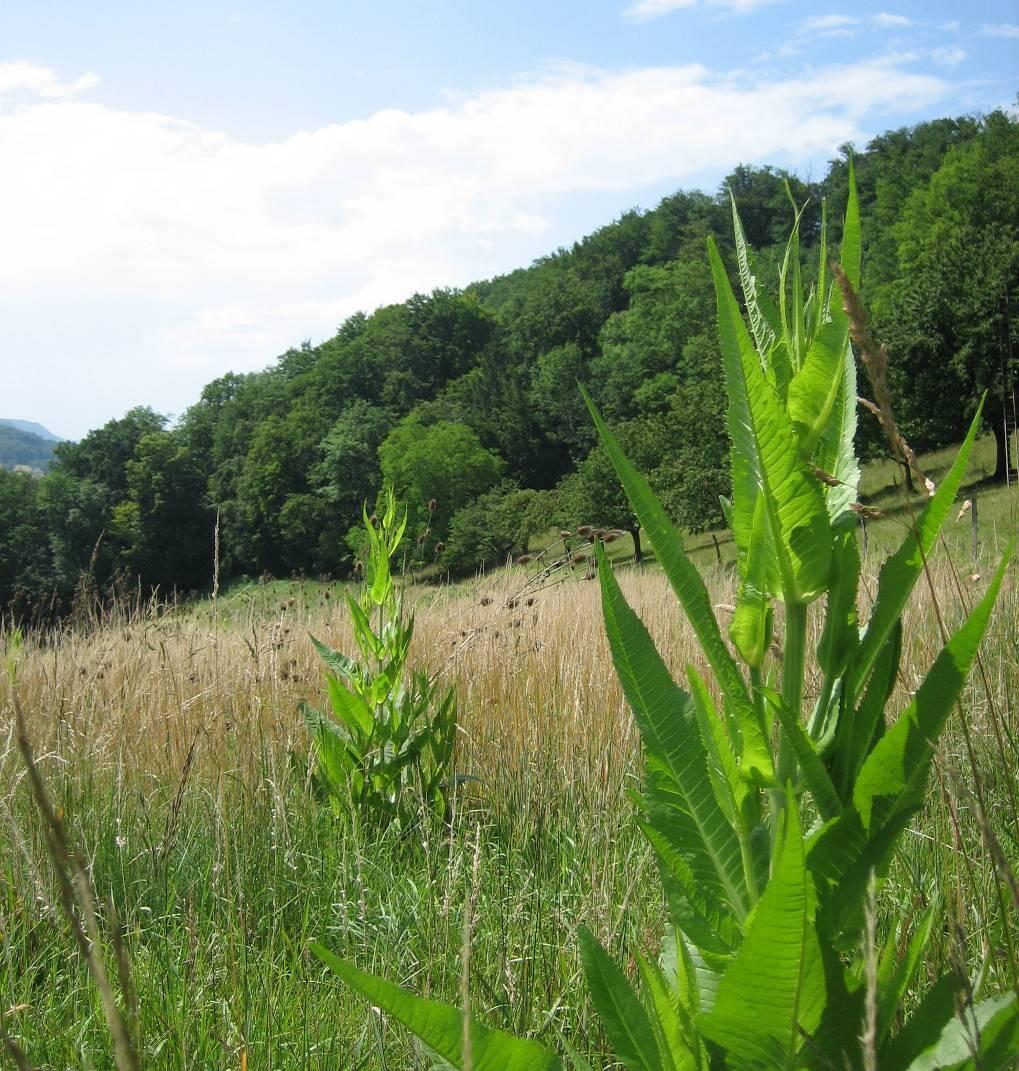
(833, 262, 932, 493)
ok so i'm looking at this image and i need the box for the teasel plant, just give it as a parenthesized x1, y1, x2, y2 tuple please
(312, 165, 1018, 1068)
(303, 488, 458, 834)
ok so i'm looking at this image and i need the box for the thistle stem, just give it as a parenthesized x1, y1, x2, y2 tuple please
(777, 600, 808, 788)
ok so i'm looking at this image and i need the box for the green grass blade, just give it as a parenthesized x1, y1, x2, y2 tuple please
(578, 926, 663, 1071)
(697, 789, 826, 1067)
(599, 548, 750, 922)
(311, 944, 563, 1071)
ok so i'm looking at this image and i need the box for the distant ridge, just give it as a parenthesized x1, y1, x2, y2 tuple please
(0, 422, 62, 471)
(0, 418, 63, 442)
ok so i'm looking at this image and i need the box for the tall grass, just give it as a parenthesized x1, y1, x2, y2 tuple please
(3, 530, 1016, 1064)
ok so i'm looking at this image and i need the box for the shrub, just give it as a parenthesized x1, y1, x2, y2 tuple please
(443, 484, 556, 575)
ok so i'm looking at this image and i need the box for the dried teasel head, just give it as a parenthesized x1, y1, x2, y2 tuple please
(516, 553, 533, 565)
(428, 498, 437, 513)
(576, 525, 593, 538)
(369, 513, 379, 529)
(559, 529, 573, 539)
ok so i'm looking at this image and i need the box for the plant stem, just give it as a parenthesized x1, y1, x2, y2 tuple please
(777, 600, 808, 788)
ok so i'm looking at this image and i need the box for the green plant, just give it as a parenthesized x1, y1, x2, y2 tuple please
(311, 170, 1017, 1066)
(303, 489, 457, 831)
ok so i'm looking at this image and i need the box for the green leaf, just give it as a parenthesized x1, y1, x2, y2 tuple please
(840, 158, 861, 290)
(583, 390, 770, 779)
(787, 312, 851, 458)
(765, 690, 842, 822)
(578, 926, 663, 1071)
(810, 531, 860, 743)
(636, 950, 698, 1071)
(698, 789, 826, 1068)
(709, 237, 832, 605)
(904, 993, 1018, 1071)
(310, 634, 359, 680)
(876, 907, 937, 1044)
(729, 494, 773, 670)
(854, 543, 1013, 831)
(729, 192, 779, 363)
(347, 594, 385, 661)
(687, 666, 746, 826)
(599, 548, 750, 922)
(311, 945, 562, 1071)
(881, 974, 962, 1070)
(852, 402, 984, 702)
(643, 817, 740, 957)
(325, 673, 374, 739)
(833, 620, 901, 800)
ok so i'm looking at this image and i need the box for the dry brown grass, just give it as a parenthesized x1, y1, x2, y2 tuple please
(4, 551, 1014, 802)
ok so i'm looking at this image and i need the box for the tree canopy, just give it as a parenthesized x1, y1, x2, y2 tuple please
(4, 108, 1016, 621)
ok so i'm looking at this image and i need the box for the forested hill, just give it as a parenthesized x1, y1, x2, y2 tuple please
(2, 109, 1017, 620)
(0, 423, 60, 473)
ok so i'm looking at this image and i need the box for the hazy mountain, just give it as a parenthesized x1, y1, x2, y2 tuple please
(0, 423, 61, 471)
(0, 418, 63, 442)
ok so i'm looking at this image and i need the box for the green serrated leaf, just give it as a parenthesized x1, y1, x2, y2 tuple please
(311, 945, 562, 1071)
(698, 789, 826, 1068)
(853, 401, 985, 702)
(709, 237, 832, 605)
(854, 544, 1013, 831)
(730, 494, 773, 670)
(904, 993, 1018, 1071)
(764, 690, 842, 822)
(578, 926, 663, 1071)
(636, 949, 698, 1071)
(583, 390, 771, 779)
(599, 548, 750, 922)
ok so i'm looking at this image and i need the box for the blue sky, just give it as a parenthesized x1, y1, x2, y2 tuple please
(1, 1, 1016, 439)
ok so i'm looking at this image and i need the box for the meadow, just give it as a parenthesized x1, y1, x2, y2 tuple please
(2, 433, 1017, 1069)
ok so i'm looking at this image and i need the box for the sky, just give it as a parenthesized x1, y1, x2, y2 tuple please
(1, 1, 1016, 441)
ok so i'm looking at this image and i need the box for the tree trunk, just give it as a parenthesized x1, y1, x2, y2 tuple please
(992, 418, 1009, 483)
(630, 526, 643, 565)
(898, 458, 915, 494)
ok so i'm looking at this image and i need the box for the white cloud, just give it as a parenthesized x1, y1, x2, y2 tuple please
(1, 58, 949, 437)
(0, 60, 98, 99)
(800, 14, 861, 38)
(931, 46, 967, 67)
(872, 13, 912, 29)
(980, 23, 1019, 39)
(623, 0, 773, 20)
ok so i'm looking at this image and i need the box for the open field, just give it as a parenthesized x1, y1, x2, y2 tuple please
(2, 447, 1018, 1068)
